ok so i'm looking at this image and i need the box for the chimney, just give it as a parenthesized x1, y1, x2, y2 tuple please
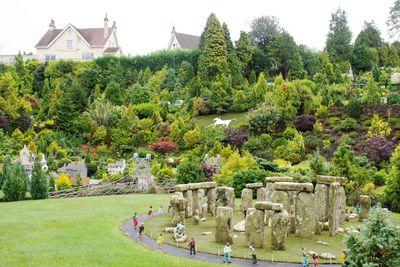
(104, 13, 109, 38)
(49, 19, 56, 31)
(172, 26, 176, 34)
(112, 21, 116, 29)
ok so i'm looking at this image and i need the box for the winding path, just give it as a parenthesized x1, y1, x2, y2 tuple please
(121, 212, 341, 267)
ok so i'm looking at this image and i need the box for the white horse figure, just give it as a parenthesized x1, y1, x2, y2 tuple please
(210, 118, 235, 128)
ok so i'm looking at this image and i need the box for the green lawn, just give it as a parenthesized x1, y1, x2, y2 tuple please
(193, 112, 249, 128)
(146, 202, 359, 264)
(0, 194, 220, 267)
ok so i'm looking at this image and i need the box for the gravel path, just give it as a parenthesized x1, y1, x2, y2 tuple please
(121, 212, 341, 267)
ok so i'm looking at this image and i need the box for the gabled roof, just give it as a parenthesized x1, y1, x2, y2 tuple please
(174, 32, 200, 49)
(103, 47, 121, 54)
(35, 24, 115, 48)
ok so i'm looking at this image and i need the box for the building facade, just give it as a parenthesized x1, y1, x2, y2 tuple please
(167, 27, 200, 50)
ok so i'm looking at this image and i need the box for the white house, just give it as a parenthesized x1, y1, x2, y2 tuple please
(14, 145, 48, 179)
(167, 27, 200, 50)
(0, 53, 37, 65)
(35, 14, 121, 62)
(107, 160, 126, 175)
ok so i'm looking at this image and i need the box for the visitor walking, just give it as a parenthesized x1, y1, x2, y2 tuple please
(157, 234, 163, 249)
(139, 223, 145, 238)
(132, 212, 138, 230)
(168, 204, 172, 213)
(249, 245, 257, 265)
(341, 249, 348, 267)
(188, 237, 196, 255)
(223, 242, 232, 264)
(312, 253, 319, 266)
(148, 205, 153, 216)
(355, 203, 360, 214)
(302, 247, 309, 266)
(159, 204, 164, 213)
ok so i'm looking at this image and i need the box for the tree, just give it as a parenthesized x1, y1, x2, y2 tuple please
(222, 22, 234, 53)
(209, 75, 232, 113)
(3, 163, 28, 202)
(345, 204, 400, 266)
(0, 156, 12, 189)
(321, 50, 335, 83)
(104, 81, 124, 105)
(387, 0, 400, 39)
(384, 145, 400, 211)
(0, 72, 31, 119)
(56, 173, 71, 190)
(298, 45, 321, 77)
(268, 31, 299, 78)
(362, 74, 381, 105)
(252, 72, 268, 102)
(287, 52, 305, 80)
(326, 8, 353, 64)
(30, 157, 48, 199)
(176, 161, 205, 184)
(249, 16, 281, 51)
(198, 14, 228, 80)
(125, 84, 150, 105)
(235, 31, 253, 74)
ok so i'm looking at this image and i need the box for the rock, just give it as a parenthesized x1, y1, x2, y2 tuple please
(271, 190, 290, 211)
(246, 182, 263, 189)
(173, 223, 187, 243)
(175, 182, 217, 191)
(184, 190, 192, 218)
(320, 252, 336, 260)
(201, 203, 208, 219)
(171, 192, 186, 226)
(192, 190, 201, 216)
(348, 213, 358, 220)
(359, 195, 371, 221)
(165, 227, 175, 233)
(265, 176, 294, 183)
(338, 186, 347, 223)
(200, 217, 206, 222)
(215, 206, 233, 244)
(202, 231, 212, 235)
(175, 184, 190, 192)
(323, 222, 329, 231)
(193, 209, 200, 225)
(273, 182, 314, 192)
(338, 227, 344, 233)
(316, 175, 347, 185)
(233, 220, 246, 232)
(271, 210, 289, 250)
(255, 201, 283, 211)
(314, 184, 329, 222)
(317, 241, 330, 246)
(295, 192, 315, 237)
(315, 221, 324, 235)
(348, 229, 360, 234)
(344, 227, 351, 233)
(257, 187, 267, 201)
(245, 208, 265, 248)
(391, 72, 400, 84)
(240, 188, 253, 212)
(328, 182, 340, 236)
(216, 187, 235, 210)
(207, 188, 217, 216)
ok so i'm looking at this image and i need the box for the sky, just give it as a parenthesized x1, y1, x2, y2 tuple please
(0, 0, 396, 56)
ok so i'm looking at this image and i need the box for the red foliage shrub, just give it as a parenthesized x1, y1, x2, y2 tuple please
(149, 139, 179, 155)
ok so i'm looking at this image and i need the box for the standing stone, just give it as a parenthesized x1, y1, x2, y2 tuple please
(245, 208, 265, 248)
(192, 190, 201, 217)
(198, 189, 205, 201)
(241, 188, 253, 212)
(328, 182, 340, 236)
(359, 195, 371, 221)
(271, 191, 290, 211)
(271, 210, 289, 250)
(207, 188, 217, 216)
(183, 190, 193, 218)
(288, 204, 296, 234)
(295, 192, 315, 237)
(171, 192, 186, 226)
(338, 186, 346, 223)
(315, 218, 323, 235)
(216, 187, 235, 210)
(257, 187, 267, 201)
(193, 209, 200, 225)
(215, 207, 233, 244)
(201, 203, 208, 219)
(314, 184, 329, 222)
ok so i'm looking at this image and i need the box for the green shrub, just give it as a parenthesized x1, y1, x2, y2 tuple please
(327, 116, 341, 126)
(133, 103, 157, 118)
(272, 137, 288, 149)
(230, 169, 267, 198)
(30, 158, 48, 200)
(315, 105, 329, 119)
(322, 140, 331, 152)
(259, 134, 272, 146)
(3, 163, 28, 201)
(347, 97, 362, 119)
(348, 131, 358, 138)
(387, 93, 400, 104)
(367, 114, 391, 137)
(309, 150, 326, 175)
(363, 119, 372, 127)
(334, 118, 357, 132)
(304, 135, 322, 153)
(282, 127, 297, 139)
(176, 161, 205, 184)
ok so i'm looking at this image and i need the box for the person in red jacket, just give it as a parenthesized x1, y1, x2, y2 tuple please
(188, 237, 196, 255)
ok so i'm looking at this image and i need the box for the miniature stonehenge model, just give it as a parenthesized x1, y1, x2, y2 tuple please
(240, 182, 267, 214)
(359, 195, 371, 221)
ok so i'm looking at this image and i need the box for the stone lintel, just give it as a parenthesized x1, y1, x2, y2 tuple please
(273, 182, 313, 192)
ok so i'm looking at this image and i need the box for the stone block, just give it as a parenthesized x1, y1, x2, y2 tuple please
(245, 208, 265, 248)
(257, 187, 267, 201)
(240, 188, 253, 212)
(316, 175, 347, 185)
(216, 187, 235, 210)
(273, 182, 314, 192)
(328, 182, 340, 236)
(246, 182, 263, 189)
(271, 210, 289, 250)
(215, 207, 233, 244)
(295, 192, 315, 237)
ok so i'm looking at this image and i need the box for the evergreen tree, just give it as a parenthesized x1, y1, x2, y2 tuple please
(235, 31, 254, 75)
(198, 14, 228, 81)
(362, 73, 381, 105)
(222, 22, 234, 53)
(163, 68, 177, 91)
(326, 8, 353, 64)
(30, 157, 48, 200)
(0, 156, 12, 189)
(104, 81, 124, 105)
(249, 70, 257, 85)
(321, 50, 335, 83)
(387, 0, 400, 39)
(252, 72, 267, 102)
(388, 44, 400, 67)
(384, 145, 400, 212)
(287, 52, 305, 80)
(3, 163, 28, 202)
(199, 14, 214, 50)
(48, 175, 55, 192)
(209, 75, 232, 113)
(298, 45, 321, 78)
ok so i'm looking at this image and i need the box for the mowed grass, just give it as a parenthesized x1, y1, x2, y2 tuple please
(146, 203, 360, 264)
(193, 112, 249, 128)
(0, 194, 220, 267)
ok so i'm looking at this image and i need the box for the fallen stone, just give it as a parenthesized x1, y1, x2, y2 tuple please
(273, 182, 314, 192)
(316, 175, 347, 185)
(317, 241, 330, 246)
(308, 251, 318, 256)
(348, 229, 360, 234)
(338, 227, 344, 233)
(233, 220, 246, 232)
(323, 222, 329, 231)
(320, 252, 336, 260)
(165, 227, 175, 233)
(200, 218, 206, 222)
(246, 182, 263, 189)
(202, 231, 212, 235)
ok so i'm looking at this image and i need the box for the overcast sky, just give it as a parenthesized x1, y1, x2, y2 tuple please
(0, 0, 396, 56)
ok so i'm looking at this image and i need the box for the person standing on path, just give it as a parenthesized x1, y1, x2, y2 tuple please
(188, 237, 196, 255)
(341, 249, 348, 267)
(132, 212, 138, 230)
(249, 245, 257, 265)
(157, 234, 163, 249)
(148, 205, 153, 216)
(138, 223, 145, 238)
(312, 253, 319, 266)
(302, 247, 309, 266)
(159, 204, 164, 213)
(223, 242, 232, 264)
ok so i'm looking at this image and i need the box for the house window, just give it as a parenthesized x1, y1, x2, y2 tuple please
(44, 54, 56, 62)
(67, 40, 73, 49)
(82, 53, 94, 60)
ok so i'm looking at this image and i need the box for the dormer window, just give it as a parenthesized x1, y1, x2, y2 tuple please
(67, 40, 73, 49)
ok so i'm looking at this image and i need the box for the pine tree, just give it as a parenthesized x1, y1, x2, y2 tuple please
(104, 81, 123, 105)
(321, 50, 335, 83)
(198, 14, 228, 81)
(252, 72, 267, 102)
(235, 31, 254, 74)
(0, 156, 12, 189)
(222, 22, 234, 53)
(30, 157, 48, 200)
(3, 163, 28, 202)
(287, 52, 305, 80)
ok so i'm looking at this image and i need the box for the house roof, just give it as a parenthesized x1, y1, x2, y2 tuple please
(58, 162, 88, 177)
(107, 160, 125, 168)
(174, 32, 200, 49)
(103, 47, 121, 54)
(35, 25, 115, 48)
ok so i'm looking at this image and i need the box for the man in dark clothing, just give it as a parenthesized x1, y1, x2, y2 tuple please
(188, 237, 196, 255)
(139, 223, 145, 238)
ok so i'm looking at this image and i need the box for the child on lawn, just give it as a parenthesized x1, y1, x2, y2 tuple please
(157, 234, 163, 249)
